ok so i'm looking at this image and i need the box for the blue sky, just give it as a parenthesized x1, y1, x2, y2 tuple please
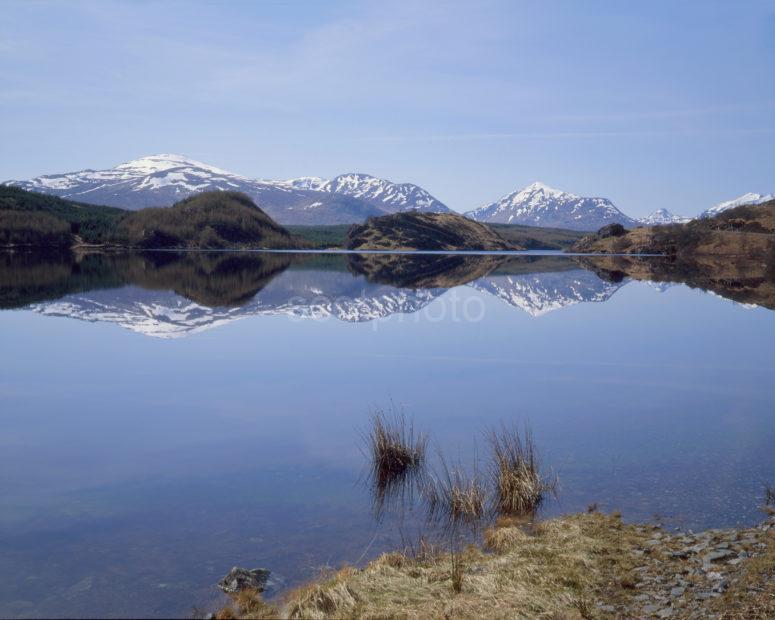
(1, 0, 773, 216)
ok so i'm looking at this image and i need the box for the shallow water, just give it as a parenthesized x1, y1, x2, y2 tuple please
(1, 251, 774, 618)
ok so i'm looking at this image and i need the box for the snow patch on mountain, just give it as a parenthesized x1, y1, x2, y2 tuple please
(699, 192, 774, 219)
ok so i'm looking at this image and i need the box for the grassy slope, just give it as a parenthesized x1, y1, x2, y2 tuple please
(573, 200, 775, 257)
(346, 212, 521, 251)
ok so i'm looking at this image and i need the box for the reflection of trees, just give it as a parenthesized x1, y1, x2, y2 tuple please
(578, 254, 775, 310)
(0, 251, 293, 309)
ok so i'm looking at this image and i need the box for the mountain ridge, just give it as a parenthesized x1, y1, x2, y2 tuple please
(6, 155, 451, 225)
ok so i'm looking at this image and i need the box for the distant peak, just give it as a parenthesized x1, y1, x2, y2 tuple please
(115, 154, 234, 176)
(520, 181, 567, 195)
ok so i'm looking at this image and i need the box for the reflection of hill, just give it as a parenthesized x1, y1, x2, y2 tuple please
(346, 253, 506, 288)
(0, 251, 292, 310)
(121, 252, 292, 307)
(578, 255, 775, 310)
(0, 251, 124, 309)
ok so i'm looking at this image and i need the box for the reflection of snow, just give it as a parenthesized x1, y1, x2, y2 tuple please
(468, 269, 623, 316)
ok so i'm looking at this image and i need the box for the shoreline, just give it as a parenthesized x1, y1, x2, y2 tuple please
(212, 509, 775, 619)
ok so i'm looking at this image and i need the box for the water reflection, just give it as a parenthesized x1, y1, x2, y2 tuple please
(1, 250, 774, 338)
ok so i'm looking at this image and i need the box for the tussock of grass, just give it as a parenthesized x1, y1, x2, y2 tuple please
(424, 459, 487, 533)
(214, 588, 277, 620)
(489, 424, 555, 517)
(366, 409, 427, 515)
(285, 569, 360, 620)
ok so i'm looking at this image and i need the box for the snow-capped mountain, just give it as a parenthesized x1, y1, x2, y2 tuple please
(315, 173, 450, 214)
(5, 155, 450, 224)
(465, 182, 636, 231)
(638, 208, 691, 225)
(699, 192, 774, 219)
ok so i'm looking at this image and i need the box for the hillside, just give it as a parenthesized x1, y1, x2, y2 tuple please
(114, 191, 300, 249)
(0, 185, 127, 244)
(572, 200, 775, 257)
(0, 187, 304, 250)
(346, 211, 521, 251)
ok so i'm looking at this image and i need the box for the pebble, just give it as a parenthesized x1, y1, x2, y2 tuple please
(702, 549, 734, 563)
(670, 586, 685, 597)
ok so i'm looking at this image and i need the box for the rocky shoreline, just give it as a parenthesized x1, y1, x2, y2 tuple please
(600, 513, 774, 618)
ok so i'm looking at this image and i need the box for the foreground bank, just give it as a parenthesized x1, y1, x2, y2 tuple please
(212, 510, 775, 619)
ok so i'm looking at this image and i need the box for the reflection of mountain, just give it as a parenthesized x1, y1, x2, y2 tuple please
(30, 265, 445, 338)
(4, 250, 771, 337)
(469, 270, 624, 316)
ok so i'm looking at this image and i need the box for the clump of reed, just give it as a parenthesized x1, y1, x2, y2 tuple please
(424, 457, 487, 533)
(365, 408, 427, 515)
(488, 423, 555, 518)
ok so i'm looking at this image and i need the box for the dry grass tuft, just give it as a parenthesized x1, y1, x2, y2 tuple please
(214, 588, 277, 620)
(489, 424, 556, 518)
(424, 459, 487, 533)
(366, 408, 427, 515)
(285, 573, 361, 620)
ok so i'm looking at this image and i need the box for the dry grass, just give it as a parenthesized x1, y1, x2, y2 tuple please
(424, 458, 487, 534)
(713, 528, 775, 619)
(489, 424, 556, 517)
(214, 588, 277, 620)
(281, 512, 647, 619)
(366, 409, 427, 515)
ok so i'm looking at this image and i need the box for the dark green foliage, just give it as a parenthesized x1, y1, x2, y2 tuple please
(0, 185, 127, 243)
(0, 210, 72, 246)
(488, 223, 588, 250)
(113, 191, 297, 249)
(286, 224, 351, 248)
(0, 187, 303, 249)
(597, 223, 627, 238)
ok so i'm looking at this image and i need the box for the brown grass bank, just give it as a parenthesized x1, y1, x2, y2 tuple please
(214, 511, 775, 619)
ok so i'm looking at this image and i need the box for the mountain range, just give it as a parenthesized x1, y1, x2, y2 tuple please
(4, 154, 771, 230)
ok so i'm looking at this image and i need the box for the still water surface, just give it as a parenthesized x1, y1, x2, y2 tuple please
(1, 251, 774, 617)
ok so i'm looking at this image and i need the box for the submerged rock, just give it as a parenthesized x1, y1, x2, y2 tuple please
(218, 566, 271, 594)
